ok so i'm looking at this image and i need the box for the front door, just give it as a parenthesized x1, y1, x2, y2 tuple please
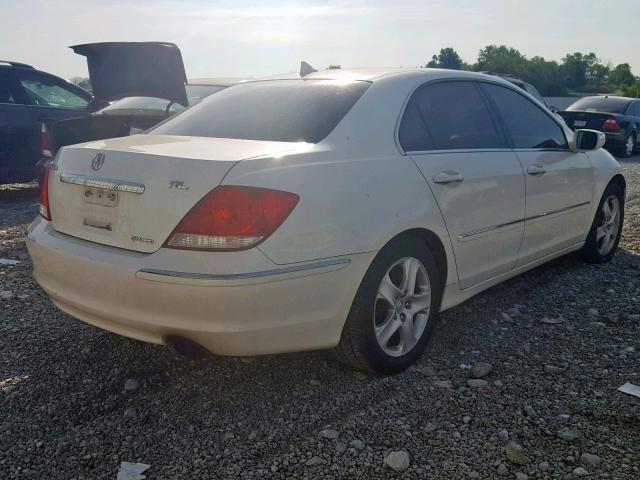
(398, 80, 526, 289)
(479, 82, 594, 265)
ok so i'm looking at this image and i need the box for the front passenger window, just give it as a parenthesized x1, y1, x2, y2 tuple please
(481, 83, 567, 150)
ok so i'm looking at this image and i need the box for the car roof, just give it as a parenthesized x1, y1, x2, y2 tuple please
(187, 77, 248, 87)
(0, 60, 35, 69)
(581, 95, 633, 102)
(249, 67, 511, 84)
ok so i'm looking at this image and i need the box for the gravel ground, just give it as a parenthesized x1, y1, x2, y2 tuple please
(1, 158, 639, 479)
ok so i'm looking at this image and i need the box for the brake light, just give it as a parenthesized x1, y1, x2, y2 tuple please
(40, 122, 52, 158)
(601, 119, 621, 131)
(39, 167, 51, 221)
(165, 186, 299, 251)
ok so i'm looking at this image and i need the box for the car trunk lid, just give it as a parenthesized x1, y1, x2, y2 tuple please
(71, 42, 188, 107)
(48, 135, 303, 253)
(558, 110, 614, 131)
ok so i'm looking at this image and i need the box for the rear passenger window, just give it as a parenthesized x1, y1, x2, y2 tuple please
(399, 81, 502, 151)
(481, 83, 567, 149)
(16, 71, 88, 108)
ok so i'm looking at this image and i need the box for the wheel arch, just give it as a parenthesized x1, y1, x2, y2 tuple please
(380, 227, 449, 298)
(608, 173, 626, 198)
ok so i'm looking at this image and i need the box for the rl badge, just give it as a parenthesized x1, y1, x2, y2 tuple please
(91, 152, 105, 171)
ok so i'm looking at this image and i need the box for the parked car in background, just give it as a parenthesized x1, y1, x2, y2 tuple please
(28, 67, 625, 374)
(39, 77, 241, 181)
(559, 96, 640, 158)
(2, 41, 191, 183)
(0, 61, 92, 183)
(484, 73, 558, 111)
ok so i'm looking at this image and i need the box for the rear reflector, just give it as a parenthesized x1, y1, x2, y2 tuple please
(165, 186, 299, 251)
(39, 167, 51, 221)
(601, 119, 621, 131)
(40, 122, 52, 158)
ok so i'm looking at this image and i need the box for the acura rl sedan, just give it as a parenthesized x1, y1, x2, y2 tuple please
(28, 68, 626, 374)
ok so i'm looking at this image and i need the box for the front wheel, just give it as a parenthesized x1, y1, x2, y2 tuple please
(334, 236, 443, 374)
(581, 183, 624, 263)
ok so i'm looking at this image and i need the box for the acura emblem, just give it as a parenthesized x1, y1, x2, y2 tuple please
(91, 153, 105, 171)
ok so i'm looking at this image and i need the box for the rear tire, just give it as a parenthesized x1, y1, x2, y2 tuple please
(581, 183, 624, 263)
(618, 133, 635, 158)
(334, 236, 443, 374)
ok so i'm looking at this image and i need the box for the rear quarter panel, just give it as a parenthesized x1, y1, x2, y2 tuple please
(223, 150, 457, 288)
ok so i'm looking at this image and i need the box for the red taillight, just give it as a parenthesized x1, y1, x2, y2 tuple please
(40, 122, 52, 158)
(601, 119, 620, 131)
(165, 186, 299, 251)
(39, 167, 51, 221)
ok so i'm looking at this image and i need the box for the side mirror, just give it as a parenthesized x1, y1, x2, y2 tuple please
(574, 129, 605, 152)
(548, 104, 559, 113)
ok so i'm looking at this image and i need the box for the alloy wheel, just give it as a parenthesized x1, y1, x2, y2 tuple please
(596, 195, 621, 255)
(626, 136, 635, 157)
(374, 257, 431, 357)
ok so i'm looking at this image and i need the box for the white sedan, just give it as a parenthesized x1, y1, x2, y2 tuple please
(28, 68, 626, 373)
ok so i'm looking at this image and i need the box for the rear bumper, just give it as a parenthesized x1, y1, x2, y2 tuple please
(27, 217, 374, 356)
(604, 131, 626, 143)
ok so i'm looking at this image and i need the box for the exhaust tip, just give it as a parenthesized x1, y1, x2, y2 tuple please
(164, 335, 211, 361)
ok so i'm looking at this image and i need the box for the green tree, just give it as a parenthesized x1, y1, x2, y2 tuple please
(561, 52, 598, 89)
(588, 63, 610, 84)
(622, 81, 640, 98)
(518, 57, 567, 96)
(474, 45, 526, 74)
(426, 47, 464, 70)
(610, 63, 636, 86)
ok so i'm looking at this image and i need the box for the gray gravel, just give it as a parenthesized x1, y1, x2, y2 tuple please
(1, 157, 639, 479)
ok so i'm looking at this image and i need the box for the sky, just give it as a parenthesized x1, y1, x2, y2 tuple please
(1, 0, 639, 81)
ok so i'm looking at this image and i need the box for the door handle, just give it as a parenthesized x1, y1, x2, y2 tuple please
(527, 164, 546, 176)
(433, 171, 464, 184)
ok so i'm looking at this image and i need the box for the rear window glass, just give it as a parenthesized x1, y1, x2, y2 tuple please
(151, 80, 370, 143)
(567, 97, 631, 114)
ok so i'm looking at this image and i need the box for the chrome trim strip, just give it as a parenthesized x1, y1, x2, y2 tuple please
(457, 218, 524, 241)
(526, 201, 590, 222)
(457, 201, 591, 241)
(60, 173, 145, 194)
(139, 258, 351, 281)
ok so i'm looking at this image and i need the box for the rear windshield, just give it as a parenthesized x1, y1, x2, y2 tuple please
(150, 79, 371, 143)
(567, 97, 631, 114)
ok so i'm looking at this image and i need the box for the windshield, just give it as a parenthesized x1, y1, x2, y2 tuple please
(567, 97, 631, 114)
(98, 84, 226, 116)
(150, 79, 371, 143)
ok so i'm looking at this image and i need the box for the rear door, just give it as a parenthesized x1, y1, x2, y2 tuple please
(0, 69, 32, 182)
(400, 80, 526, 289)
(479, 82, 593, 265)
(9, 69, 90, 179)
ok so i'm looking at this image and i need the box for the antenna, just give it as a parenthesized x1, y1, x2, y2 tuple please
(300, 61, 317, 77)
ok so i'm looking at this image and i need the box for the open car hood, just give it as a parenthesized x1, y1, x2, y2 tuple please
(70, 42, 188, 107)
